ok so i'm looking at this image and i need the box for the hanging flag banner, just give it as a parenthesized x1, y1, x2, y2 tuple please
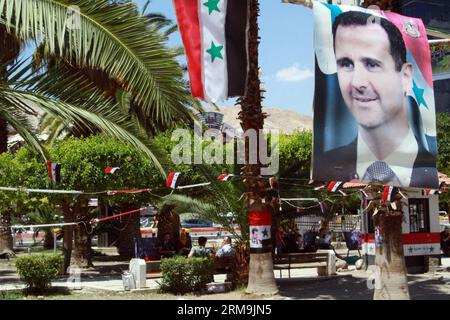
(47, 162, 61, 183)
(249, 210, 272, 253)
(167, 172, 182, 189)
(311, 3, 439, 189)
(173, 0, 249, 102)
(105, 167, 120, 174)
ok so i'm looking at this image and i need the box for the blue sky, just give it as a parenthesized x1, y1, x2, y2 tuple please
(20, 1, 315, 116)
(137, 1, 315, 116)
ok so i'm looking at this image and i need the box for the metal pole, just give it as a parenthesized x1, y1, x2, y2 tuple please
(54, 230, 57, 254)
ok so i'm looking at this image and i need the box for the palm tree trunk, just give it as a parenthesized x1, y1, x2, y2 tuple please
(373, 211, 410, 300)
(43, 231, 54, 250)
(0, 209, 13, 251)
(238, 0, 277, 295)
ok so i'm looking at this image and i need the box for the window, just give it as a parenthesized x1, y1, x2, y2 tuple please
(409, 199, 430, 233)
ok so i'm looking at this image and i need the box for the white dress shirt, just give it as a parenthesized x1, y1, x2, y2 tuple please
(357, 128, 418, 187)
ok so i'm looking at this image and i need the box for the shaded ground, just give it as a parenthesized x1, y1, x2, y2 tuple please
(2, 249, 450, 300)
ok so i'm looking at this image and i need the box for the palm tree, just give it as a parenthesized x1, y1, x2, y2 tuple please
(161, 172, 250, 285)
(0, 0, 202, 261)
(27, 207, 63, 250)
(237, 0, 278, 295)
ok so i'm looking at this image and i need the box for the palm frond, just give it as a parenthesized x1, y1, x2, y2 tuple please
(1, 60, 168, 176)
(1, 0, 201, 129)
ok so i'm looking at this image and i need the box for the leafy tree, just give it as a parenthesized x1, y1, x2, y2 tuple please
(437, 112, 450, 173)
(46, 135, 165, 269)
(0, 149, 47, 251)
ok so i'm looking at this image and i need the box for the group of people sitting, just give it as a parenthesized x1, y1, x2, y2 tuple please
(188, 236, 235, 260)
(274, 225, 333, 254)
(158, 229, 235, 261)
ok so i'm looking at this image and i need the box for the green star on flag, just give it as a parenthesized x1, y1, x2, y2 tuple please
(203, 0, 220, 15)
(413, 80, 428, 110)
(206, 41, 224, 63)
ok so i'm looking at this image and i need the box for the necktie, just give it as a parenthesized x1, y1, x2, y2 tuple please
(364, 161, 397, 184)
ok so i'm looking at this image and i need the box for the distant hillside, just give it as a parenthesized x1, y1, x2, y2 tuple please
(205, 106, 313, 134)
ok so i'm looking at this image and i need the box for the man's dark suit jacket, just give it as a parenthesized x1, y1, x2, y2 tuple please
(313, 137, 439, 188)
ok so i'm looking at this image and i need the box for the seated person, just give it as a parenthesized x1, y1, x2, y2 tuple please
(160, 232, 176, 258)
(294, 233, 305, 253)
(441, 227, 450, 256)
(316, 228, 333, 250)
(188, 236, 213, 258)
(215, 237, 235, 259)
(177, 228, 192, 256)
(303, 231, 318, 252)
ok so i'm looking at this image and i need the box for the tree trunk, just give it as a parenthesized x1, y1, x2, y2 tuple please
(233, 240, 250, 286)
(373, 211, 410, 300)
(43, 231, 54, 250)
(0, 210, 13, 251)
(117, 204, 141, 259)
(71, 223, 93, 268)
(70, 204, 93, 268)
(238, 0, 277, 295)
(62, 203, 74, 272)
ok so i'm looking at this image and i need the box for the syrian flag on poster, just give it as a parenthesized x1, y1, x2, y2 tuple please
(382, 186, 398, 202)
(167, 172, 181, 189)
(249, 211, 271, 249)
(47, 162, 61, 183)
(218, 173, 234, 181)
(173, 0, 249, 102)
(105, 167, 120, 174)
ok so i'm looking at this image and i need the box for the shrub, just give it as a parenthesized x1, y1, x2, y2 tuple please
(159, 256, 214, 294)
(15, 254, 64, 294)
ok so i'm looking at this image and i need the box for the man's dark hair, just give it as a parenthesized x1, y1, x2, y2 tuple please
(198, 236, 207, 246)
(332, 11, 406, 72)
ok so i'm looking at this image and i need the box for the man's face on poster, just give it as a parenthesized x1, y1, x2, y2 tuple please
(334, 22, 412, 130)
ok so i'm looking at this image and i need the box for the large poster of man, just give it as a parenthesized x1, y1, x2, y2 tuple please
(311, 3, 439, 189)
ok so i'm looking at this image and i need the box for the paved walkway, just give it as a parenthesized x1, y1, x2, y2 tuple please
(2, 253, 450, 298)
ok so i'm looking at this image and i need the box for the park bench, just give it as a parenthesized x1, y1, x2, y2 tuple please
(273, 250, 336, 278)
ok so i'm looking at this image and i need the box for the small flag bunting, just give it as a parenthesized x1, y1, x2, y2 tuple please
(424, 188, 439, 196)
(105, 167, 120, 174)
(47, 162, 61, 183)
(327, 181, 344, 193)
(218, 173, 234, 181)
(167, 172, 181, 189)
(382, 186, 398, 202)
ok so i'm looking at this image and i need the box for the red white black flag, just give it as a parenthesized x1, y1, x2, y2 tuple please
(217, 173, 234, 181)
(167, 172, 181, 189)
(173, 0, 249, 102)
(382, 186, 398, 202)
(47, 162, 61, 183)
(327, 181, 344, 192)
(105, 167, 120, 174)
